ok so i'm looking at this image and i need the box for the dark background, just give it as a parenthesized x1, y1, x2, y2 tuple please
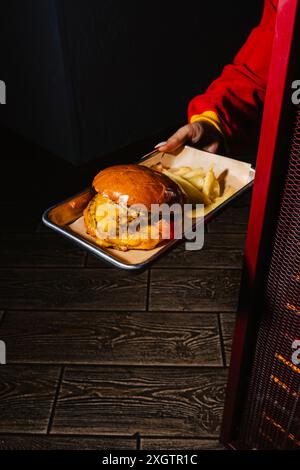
(0, 0, 262, 166)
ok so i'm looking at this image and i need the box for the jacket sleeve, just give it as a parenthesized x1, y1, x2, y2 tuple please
(188, 0, 277, 154)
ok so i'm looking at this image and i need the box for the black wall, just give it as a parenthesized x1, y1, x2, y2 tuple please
(0, 0, 79, 162)
(0, 0, 262, 165)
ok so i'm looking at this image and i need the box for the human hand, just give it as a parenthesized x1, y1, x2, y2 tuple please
(156, 120, 223, 154)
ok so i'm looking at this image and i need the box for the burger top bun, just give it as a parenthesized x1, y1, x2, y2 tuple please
(92, 164, 185, 210)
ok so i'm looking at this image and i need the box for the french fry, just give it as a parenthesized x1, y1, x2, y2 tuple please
(162, 168, 211, 205)
(183, 168, 205, 179)
(151, 162, 164, 172)
(169, 166, 192, 176)
(185, 175, 205, 191)
(151, 162, 221, 206)
(203, 168, 220, 201)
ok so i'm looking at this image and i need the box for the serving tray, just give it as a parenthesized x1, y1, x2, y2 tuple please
(42, 146, 255, 271)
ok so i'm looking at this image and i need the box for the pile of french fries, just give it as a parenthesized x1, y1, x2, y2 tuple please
(153, 164, 220, 205)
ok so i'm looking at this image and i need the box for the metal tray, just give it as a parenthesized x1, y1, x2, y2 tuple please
(42, 146, 255, 271)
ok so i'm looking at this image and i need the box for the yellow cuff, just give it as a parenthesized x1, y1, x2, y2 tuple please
(190, 111, 224, 136)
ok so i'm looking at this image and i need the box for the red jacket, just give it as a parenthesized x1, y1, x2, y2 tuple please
(188, 0, 278, 154)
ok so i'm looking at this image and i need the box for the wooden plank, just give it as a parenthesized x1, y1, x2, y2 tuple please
(0, 233, 86, 267)
(1, 311, 222, 366)
(86, 233, 246, 269)
(0, 269, 148, 310)
(230, 191, 252, 207)
(52, 367, 228, 436)
(149, 269, 241, 312)
(207, 206, 250, 233)
(153, 233, 245, 269)
(0, 435, 136, 450)
(0, 365, 61, 433)
(220, 313, 236, 366)
(86, 254, 122, 267)
(140, 438, 223, 450)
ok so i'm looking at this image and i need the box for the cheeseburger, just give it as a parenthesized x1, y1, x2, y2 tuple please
(84, 164, 185, 251)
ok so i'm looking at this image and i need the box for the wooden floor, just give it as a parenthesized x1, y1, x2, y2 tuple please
(0, 125, 255, 450)
(0, 127, 251, 450)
